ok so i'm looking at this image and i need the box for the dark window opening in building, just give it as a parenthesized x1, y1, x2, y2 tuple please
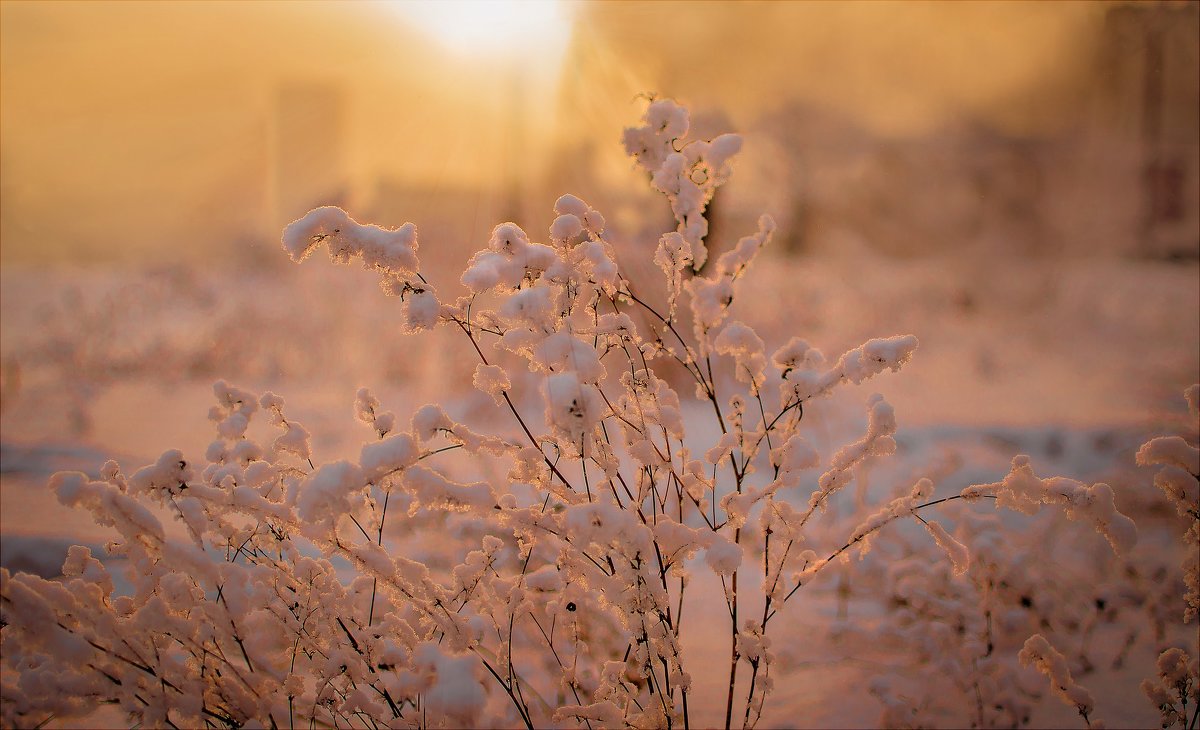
(1144, 159, 1185, 224)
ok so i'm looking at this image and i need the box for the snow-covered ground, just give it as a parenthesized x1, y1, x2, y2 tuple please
(1, 248, 1196, 727)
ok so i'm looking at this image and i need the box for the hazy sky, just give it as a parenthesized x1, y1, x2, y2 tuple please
(0, 1, 1109, 263)
(576, 2, 1105, 135)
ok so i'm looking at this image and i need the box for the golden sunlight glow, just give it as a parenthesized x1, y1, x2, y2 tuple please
(389, 0, 570, 57)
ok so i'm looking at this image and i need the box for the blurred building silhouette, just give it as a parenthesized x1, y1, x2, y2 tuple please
(366, 178, 504, 259)
(544, 1, 1198, 263)
(264, 82, 353, 243)
(4, 1, 1195, 265)
(1092, 1, 1199, 258)
(236, 2, 1200, 265)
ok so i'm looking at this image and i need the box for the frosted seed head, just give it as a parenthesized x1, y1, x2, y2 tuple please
(554, 194, 589, 218)
(550, 213, 584, 246)
(488, 222, 530, 255)
(582, 209, 606, 236)
(645, 98, 689, 140)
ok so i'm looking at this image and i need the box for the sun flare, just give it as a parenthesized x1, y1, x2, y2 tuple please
(390, 0, 571, 57)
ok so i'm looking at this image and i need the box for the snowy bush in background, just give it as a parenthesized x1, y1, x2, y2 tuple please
(1, 100, 1197, 729)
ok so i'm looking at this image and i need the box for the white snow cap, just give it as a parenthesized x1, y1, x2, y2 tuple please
(550, 195, 606, 241)
(622, 99, 690, 172)
(282, 206, 419, 275)
(703, 532, 743, 575)
(554, 194, 589, 218)
(296, 460, 365, 524)
(550, 213, 584, 246)
(963, 455, 1137, 555)
(472, 363, 510, 406)
(713, 321, 766, 384)
(544, 372, 602, 439)
(488, 221, 530, 255)
(359, 433, 419, 482)
(840, 336, 920, 384)
(1019, 634, 1096, 716)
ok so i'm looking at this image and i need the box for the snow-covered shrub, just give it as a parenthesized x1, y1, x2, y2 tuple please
(1137, 385, 1200, 729)
(1137, 384, 1200, 624)
(0, 99, 1173, 730)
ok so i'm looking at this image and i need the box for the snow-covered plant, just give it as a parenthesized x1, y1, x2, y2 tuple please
(1018, 634, 1099, 727)
(1137, 384, 1200, 623)
(0, 99, 1153, 730)
(1142, 647, 1198, 730)
(1137, 385, 1200, 729)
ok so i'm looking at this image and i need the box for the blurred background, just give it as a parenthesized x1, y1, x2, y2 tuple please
(2, 0, 1197, 264)
(1, 9, 1199, 726)
(1, 1, 1198, 572)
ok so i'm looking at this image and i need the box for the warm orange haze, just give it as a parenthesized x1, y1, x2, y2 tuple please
(4, 1, 1195, 263)
(0, 2, 1198, 729)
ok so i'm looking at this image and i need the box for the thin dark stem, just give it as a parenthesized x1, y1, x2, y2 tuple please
(595, 387, 717, 531)
(421, 443, 465, 460)
(752, 384, 774, 463)
(724, 558, 739, 730)
(770, 494, 998, 620)
(742, 659, 760, 730)
(529, 613, 593, 730)
(621, 286, 704, 379)
(682, 685, 691, 730)
(581, 438, 593, 502)
(478, 656, 534, 730)
(368, 490, 390, 627)
(348, 514, 372, 543)
(455, 318, 578, 493)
